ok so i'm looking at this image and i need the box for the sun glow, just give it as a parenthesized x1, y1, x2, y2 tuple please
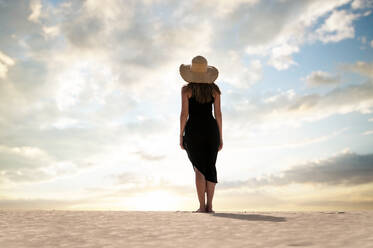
(127, 190, 181, 211)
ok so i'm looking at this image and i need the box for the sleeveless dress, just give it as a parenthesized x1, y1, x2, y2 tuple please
(183, 95, 220, 183)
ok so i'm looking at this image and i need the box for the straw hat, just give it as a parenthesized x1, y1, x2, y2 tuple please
(179, 55, 219, 84)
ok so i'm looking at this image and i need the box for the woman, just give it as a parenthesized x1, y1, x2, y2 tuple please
(179, 55, 223, 213)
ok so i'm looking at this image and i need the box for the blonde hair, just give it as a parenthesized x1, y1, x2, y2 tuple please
(185, 82, 221, 104)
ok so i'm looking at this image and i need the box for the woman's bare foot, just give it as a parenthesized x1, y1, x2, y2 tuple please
(206, 205, 215, 213)
(193, 207, 206, 213)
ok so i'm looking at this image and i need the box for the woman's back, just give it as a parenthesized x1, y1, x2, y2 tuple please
(188, 95, 215, 121)
(183, 86, 220, 183)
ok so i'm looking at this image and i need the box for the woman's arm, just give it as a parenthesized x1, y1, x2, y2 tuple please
(180, 86, 189, 138)
(213, 90, 223, 150)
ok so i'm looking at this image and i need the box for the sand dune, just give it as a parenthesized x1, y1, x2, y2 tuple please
(0, 210, 372, 247)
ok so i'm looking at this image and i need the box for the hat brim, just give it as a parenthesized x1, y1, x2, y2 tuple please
(179, 64, 218, 84)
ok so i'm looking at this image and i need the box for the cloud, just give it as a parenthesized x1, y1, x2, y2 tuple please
(225, 77, 373, 131)
(42, 25, 60, 39)
(266, 150, 373, 186)
(361, 36, 367, 44)
(267, 44, 299, 70)
(0, 51, 15, 78)
(199, 0, 260, 17)
(315, 10, 360, 43)
(1, 169, 53, 184)
(362, 130, 373, 135)
(224, 60, 373, 132)
(220, 150, 373, 188)
(0, 145, 52, 171)
(305, 70, 340, 86)
(287, 79, 373, 116)
(106, 172, 194, 197)
(132, 150, 166, 161)
(250, 128, 348, 150)
(0, 143, 91, 184)
(28, 0, 42, 23)
(221, 0, 356, 70)
(342, 61, 373, 78)
(217, 52, 263, 88)
(0, 0, 176, 186)
(351, 0, 373, 9)
(112, 171, 145, 185)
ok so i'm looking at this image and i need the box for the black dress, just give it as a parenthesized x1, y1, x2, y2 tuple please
(183, 95, 220, 183)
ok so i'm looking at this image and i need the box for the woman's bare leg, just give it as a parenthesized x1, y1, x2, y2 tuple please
(193, 166, 206, 212)
(206, 181, 216, 213)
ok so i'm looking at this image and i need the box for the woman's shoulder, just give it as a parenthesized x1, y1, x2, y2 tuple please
(181, 84, 192, 97)
(212, 88, 220, 99)
(212, 83, 221, 94)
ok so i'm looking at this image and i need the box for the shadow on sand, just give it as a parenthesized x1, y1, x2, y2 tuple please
(211, 212, 286, 222)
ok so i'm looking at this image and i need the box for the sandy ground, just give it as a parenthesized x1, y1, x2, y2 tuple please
(0, 210, 372, 248)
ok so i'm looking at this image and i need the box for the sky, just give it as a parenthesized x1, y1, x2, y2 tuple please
(0, 0, 373, 211)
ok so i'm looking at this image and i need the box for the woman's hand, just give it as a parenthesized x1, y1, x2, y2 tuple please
(218, 139, 223, 151)
(180, 135, 185, 150)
